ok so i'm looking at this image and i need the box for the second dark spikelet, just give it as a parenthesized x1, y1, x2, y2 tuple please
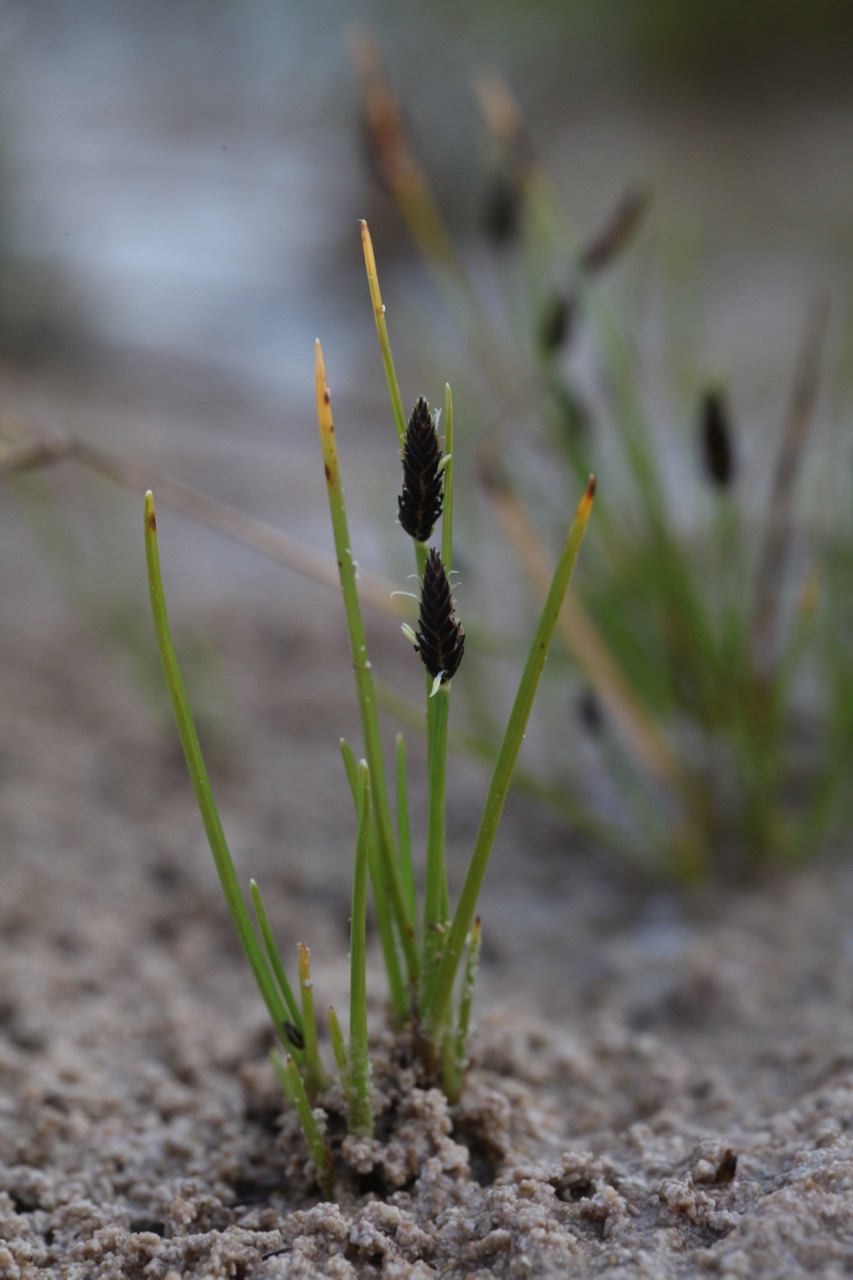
(579, 186, 650, 275)
(398, 397, 444, 542)
(538, 289, 576, 354)
(481, 169, 524, 245)
(414, 548, 465, 684)
(699, 387, 736, 488)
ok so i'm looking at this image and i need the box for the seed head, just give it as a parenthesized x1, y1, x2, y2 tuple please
(413, 547, 465, 684)
(539, 289, 576, 353)
(699, 388, 736, 488)
(579, 186, 649, 275)
(481, 169, 524, 244)
(398, 397, 444, 542)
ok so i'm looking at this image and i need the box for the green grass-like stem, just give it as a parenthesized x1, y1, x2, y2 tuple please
(395, 734, 417, 924)
(273, 1053, 333, 1200)
(327, 1006, 349, 1074)
(421, 476, 596, 1041)
(348, 760, 374, 1137)
(315, 341, 418, 1012)
(297, 943, 329, 1097)
(361, 220, 407, 446)
(421, 683, 451, 992)
(249, 878, 303, 1035)
(340, 738, 404, 1025)
(440, 384, 454, 568)
(418, 388, 456, 989)
(444, 916, 481, 1103)
(143, 492, 291, 1046)
(435, 381, 455, 931)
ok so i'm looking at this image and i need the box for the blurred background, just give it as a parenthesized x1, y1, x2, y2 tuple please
(2, 0, 852, 583)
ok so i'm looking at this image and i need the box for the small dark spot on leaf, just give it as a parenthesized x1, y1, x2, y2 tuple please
(283, 1021, 305, 1051)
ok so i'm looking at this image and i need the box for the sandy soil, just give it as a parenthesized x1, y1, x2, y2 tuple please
(1, 574, 852, 1279)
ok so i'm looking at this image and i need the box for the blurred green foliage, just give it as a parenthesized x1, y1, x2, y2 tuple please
(356, 36, 853, 882)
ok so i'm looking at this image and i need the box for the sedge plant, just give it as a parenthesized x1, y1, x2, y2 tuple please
(143, 223, 594, 1194)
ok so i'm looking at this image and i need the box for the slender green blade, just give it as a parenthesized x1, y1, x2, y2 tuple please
(348, 760, 374, 1137)
(272, 1053, 333, 1200)
(315, 342, 418, 1007)
(249, 879, 302, 1033)
(143, 491, 291, 1044)
(421, 476, 596, 1038)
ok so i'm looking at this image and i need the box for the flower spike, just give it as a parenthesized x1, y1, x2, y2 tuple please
(699, 387, 736, 489)
(413, 547, 465, 684)
(398, 397, 444, 543)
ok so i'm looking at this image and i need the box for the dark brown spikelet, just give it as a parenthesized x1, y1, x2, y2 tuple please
(699, 387, 736, 488)
(579, 186, 650, 275)
(538, 289, 576, 353)
(481, 169, 524, 244)
(577, 686, 603, 734)
(414, 548, 465, 684)
(398, 397, 444, 542)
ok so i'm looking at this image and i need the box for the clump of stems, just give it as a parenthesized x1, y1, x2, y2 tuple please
(144, 220, 593, 1195)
